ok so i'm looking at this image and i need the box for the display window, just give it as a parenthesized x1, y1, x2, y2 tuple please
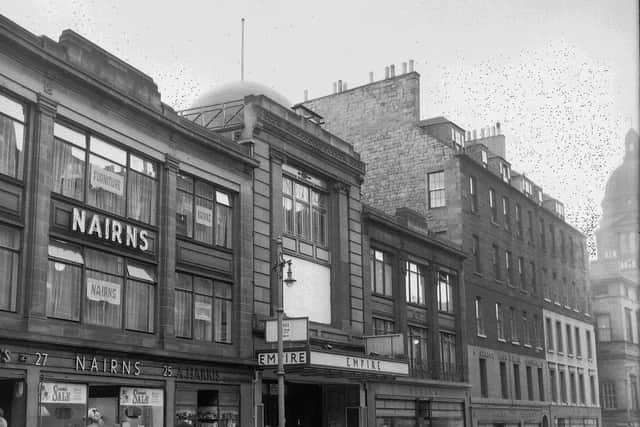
(39, 382, 164, 427)
(175, 385, 239, 427)
(0, 378, 26, 427)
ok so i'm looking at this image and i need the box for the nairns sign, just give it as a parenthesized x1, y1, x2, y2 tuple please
(71, 207, 149, 251)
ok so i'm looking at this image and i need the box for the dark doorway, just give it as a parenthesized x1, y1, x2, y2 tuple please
(0, 379, 26, 427)
(263, 382, 323, 427)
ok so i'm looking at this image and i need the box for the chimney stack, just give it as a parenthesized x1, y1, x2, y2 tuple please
(402, 62, 407, 74)
(409, 59, 414, 72)
(390, 64, 395, 77)
(304, 89, 308, 101)
(385, 66, 390, 79)
(343, 82, 347, 91)
(369, 71, 374, 83)
(338, 80, 343, 92)
(333, 82, 337, 94)
(496, 122, 501, 134)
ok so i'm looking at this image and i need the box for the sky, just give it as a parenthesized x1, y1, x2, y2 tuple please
(2, 0, 638, 255)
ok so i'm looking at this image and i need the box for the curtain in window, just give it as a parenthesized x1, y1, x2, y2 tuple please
(174, 289, 192, 338)
(215, 204, 232, 247)
(194, 196, 213, 244)
(0, 225, 19, 311)
(176, 190, 193, 238)
(214, 283, 232, 343)
(128, 170, 157, 225)
(46, 261, 81, 320)
(126, 280, 154, 332)
(51, 139, 85, 200)
(87, 155, 126, 216)
(84, 250, 123, 328)
(0, 115, 23, 178)
(194, 294, 212, 340)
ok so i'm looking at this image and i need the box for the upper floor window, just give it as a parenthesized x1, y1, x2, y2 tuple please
(527, 211, 534, 243)
(0, 224, 20, 312)
(556, 321, 563, 352)
(52, 123, 158, 225)
(515, 204, 522, 238)
(566, 324, 573, 354)
(625, 308, 634, 342)
(481, 150, 488, 168)
(489, 189, 497, 222)
(502, 197, 510, 230)
(505, 251, 512, 284)
(569, 236, 575, 266)
(601, 382, 616, 409)
(0, 93, 25, 180)
(408, 326, 428, 372)
(509, 307, 519, 343)
(405, 261, 426, 305)
(472, 235, 481, 273)
(475, 297, 485, 336)
(373, 317, 394, 335)
(370, 249, 393, 297)
(550, 224, 556, 256)
(522, 311, 529, 345)
(586, 330, 593, 358)
(427, 171, 445, 208)
(492, 244, 500, 280)
(469, 175, 478, 212)
(439, 332, 457, 378)
(530, 261, 536, 294)
(499, 162, 510, 183)
(282, 175, 327, 246)
(46, 239, 155, 332)
(177, 174, 233, 248)
(539, 218, 546, 251)
(560, 232, 566, 262)
(437, 271, 455, 313)
(496, 302, 505, 340)
(174, 271, 232, 343)
(575, 326, 581, 357)
(546, 317, 554, 350)
(518, 257, 525, 289)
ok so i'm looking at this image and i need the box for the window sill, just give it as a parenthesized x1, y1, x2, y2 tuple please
(548, 349, 554, 354)
(498, 338, 507, 343)
(490, 220, 500, 227)
(512, 341, 521, 346)
(544, 298, 552, 303)
(524, 344, 532, 348)
(477, 333, 487, 339)
(473, 271, 483, 277)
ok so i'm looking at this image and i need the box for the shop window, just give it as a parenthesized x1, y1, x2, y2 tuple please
(405, 261, 426, 305)
(408, 326, 428, 374)
(177, 174, 233, 248)
(46, 239, 156, 332)
(52, 123, 158, 225)
(0, 92, 25, 180)
(175, 272, 232, 343)
(437, 271, 454, 314)
(0, 224, 20, 312)
(370, 249, 393, 297)
(427, 171, 445, 208)
(175, 388, 239, 427)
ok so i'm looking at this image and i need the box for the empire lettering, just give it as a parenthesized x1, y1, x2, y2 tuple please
(72, 208, 149, 251)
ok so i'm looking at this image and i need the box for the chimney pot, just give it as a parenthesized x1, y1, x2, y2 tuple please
(385, 66, 390, 79)
(496, 121, 501, 133)
(369, 71, 374, 83)
(481, 128, 485, 138)
(409, 59, 414, 72)
(402, 62, 407, 74)
(343, 82, 347, 90)
(333, 82, 337, 94)
(304, 89, 308, 101)
(473, 129, 477, 139)
(390, 64, 395, 77)
(338, 80, 343, 92)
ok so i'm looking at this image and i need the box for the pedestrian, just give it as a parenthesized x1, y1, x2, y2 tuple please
(0, 408, 7, 427)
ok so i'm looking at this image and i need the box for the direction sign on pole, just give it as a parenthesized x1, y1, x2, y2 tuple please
(265, 317, 308, 343)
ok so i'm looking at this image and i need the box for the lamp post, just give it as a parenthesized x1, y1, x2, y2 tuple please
(274, 238, 296, 427)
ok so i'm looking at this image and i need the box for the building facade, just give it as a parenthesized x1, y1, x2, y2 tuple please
(0, 16, 259, 427)
(590, 129, 640, 427)
(302, 67, 600, 427)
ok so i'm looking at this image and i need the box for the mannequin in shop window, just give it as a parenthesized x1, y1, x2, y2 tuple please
(87, 408, 104, 427)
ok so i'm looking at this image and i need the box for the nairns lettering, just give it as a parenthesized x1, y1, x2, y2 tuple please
(71, 207, 150, 252)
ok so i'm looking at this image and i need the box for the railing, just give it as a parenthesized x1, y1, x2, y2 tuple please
(409, 361, 464, 382)
(178, 100, 245, 131)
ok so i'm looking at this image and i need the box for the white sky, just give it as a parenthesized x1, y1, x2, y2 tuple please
(2, 0, 638, 254)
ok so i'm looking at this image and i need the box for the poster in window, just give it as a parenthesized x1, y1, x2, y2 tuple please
(40, 382, 87, 404)
(119, 387, 164, 407)
(90, 164, 124, 196)
(195, 205, 213, 226)
(87, 278, 121, 305)
(195, 301, 212, 321)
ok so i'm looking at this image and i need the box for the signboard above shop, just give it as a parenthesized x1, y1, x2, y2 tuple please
(265, 317, 308, 343)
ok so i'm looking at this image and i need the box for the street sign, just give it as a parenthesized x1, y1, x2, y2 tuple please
(265, 317, 308, 343)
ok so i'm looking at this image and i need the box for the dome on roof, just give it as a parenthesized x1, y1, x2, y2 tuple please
(601, 128, 639, 212)
(192, 81, 291, 109)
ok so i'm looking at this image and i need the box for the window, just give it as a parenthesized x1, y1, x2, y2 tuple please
(596, 315, 611, 342)
(540, 218, 546, 251)
(510, 307, 519, 343)
(282, 175, 327, 246)
(472, 235, 481, 273)
(631, 375, 639, 411)
(505, 251, 512, 284)
(625, 308, 634, 342)
(550, 368, 558, 402)
(489, 189, 497, 222)
(550, 224, 556, 256)
(579, 373, 586, 404)
(570, 372, 577, 403)
(479, 358, 488, 397)
(569, 236, 575, 266)
(514, 364, 521, 400)
(178, 174, 233, 248)
(46, 239, 155, 332)
(575, 326, 581, 357)
(530, 261, 536, 294)
(566, 324, 573, 355)
(439, 332, 457, 378)
(496, 303, 505, 340)
(532, 314, 539, 348)
(500, 362, 509, 398)
(492, 244, 500, 280)
(522, 312, 529, 345)
(543, 268, 550, 299)
(586, 330, 593, 358)
(370, 249, 393, 296)
(428, 171, 445, 208)
(590, 375, 596, 405)
(174, 272, 232, 343)
(546, 317, 554, 350)
(0, 224, 20, 312)
(538, 367, 545, 401)
(515, 204, 522, 238)
(559, 369, 567, 403)
(469, 175, 478, 212)
(502, 197, 510, 230)
(560, 231, 566, 263)
(527, 211, 534, 243)
(373, 317, 394, 335)
(475, 297, 485, 336)
(437, 271, 454, 313)
(408, 326, 428, 372)
(556, 321, 563, 352)
(526, 366, 534, 400)
(601, 382, 616, 408)
(518, 257, 525, 289)
(52, 123, 158, 225)
(481, 150, 488, 167)
(0, 92, 25, 180)
(405, 261, 426, 305)
(500, 162, 510, 182)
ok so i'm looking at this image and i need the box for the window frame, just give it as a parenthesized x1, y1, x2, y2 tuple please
(282, 173, 328, 248)
(405, 261, 426, 306)
(502, 196, 510, 230)
(496, 302, 505, 341)
(370, 249, 393, 297)
(475, 297, 485, 337)
(0, 223, 20, 313)
(0, 91, 27, 181)
(489, 188, 497, 222)
(469, 175, 478, 212)
(427, 171, 446, 209)
(437, 271, 455, 314)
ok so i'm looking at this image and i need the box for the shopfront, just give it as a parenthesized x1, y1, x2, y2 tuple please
(0, 342, 252, 427)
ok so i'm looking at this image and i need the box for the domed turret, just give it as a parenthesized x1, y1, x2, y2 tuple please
(192, 81, 291, 109)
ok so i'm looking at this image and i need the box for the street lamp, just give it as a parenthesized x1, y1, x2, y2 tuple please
(273, 238, 296, 427)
